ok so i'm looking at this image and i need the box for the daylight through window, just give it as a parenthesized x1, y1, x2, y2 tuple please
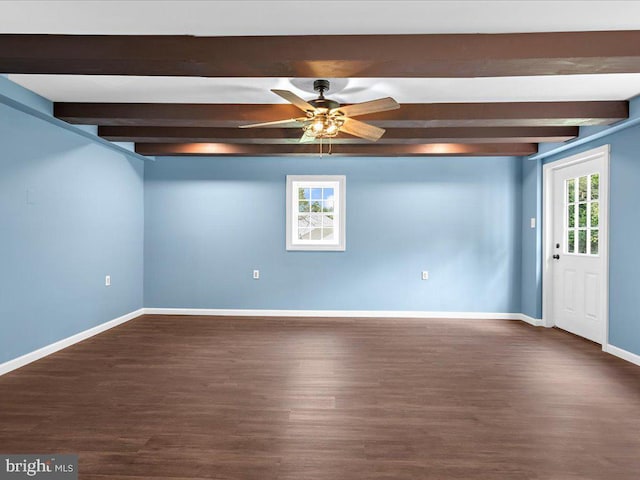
(565, 173, 599, 255)
(286, 175, 346, 251)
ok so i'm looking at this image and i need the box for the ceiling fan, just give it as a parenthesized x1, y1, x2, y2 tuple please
(239, 79, 400, 143)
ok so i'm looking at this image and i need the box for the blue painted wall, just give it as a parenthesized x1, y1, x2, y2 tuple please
(520, 158, 542, 319)
(529, 123, 640, 355)
(0, 103, 144, 364)
(3, 67, 638, 366)
(145, 156, 522, 313)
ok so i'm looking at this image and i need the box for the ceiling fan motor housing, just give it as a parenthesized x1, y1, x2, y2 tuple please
(310, 79, 341, 111)
(313, 79, 331, 94)
(309, 98, 341, 111)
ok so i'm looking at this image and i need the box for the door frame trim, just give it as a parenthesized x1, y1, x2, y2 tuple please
(542, 144, 610, 349)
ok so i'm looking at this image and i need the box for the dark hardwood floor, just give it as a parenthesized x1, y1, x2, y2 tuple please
(1, 315, 639, 479)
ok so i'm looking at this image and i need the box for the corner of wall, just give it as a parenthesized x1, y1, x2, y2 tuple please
(520, 155, 543, 320)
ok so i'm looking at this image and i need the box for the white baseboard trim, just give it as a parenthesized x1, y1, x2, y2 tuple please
(516, 314, 544, 327)
(604, 343, 640, 367)
(144, 307, 541, 322)
(0, 308, 144, 377)
(0, 308, 549, 377)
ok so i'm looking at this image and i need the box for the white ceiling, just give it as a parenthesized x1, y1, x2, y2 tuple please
(1, 1, 640, 35)
(9, 74, 640, 104)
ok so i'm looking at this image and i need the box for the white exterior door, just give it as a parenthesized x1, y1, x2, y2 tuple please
(545, 146, 609, 344)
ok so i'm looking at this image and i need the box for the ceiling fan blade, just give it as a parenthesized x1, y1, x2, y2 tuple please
(272, 89, 316, 112)
(299, 131, 316, 143)
(239, 118, 306, 129)
(332, 97, 400, 117)
(340, 118, 386, 142)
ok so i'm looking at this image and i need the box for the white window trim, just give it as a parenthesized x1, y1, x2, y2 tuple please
(286, 175, 346, 251)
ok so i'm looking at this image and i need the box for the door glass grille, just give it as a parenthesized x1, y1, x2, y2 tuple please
(565, 173, 599, 256)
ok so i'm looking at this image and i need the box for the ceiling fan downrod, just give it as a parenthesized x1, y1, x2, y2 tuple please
(313, 79, 331, 99)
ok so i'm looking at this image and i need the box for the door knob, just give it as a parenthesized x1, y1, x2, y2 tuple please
(553, 254, 560, 260)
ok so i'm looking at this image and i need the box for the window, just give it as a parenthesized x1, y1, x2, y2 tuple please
(286, 175, 346, 251)
(565, 173, 599, 255)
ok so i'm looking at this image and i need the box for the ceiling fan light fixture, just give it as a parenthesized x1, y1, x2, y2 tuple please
(303, 113, 344, 139)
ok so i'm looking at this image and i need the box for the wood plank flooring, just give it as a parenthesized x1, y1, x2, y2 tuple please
(1, 315, 639, 479)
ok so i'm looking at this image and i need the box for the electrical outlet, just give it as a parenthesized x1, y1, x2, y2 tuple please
(530, 217, 536, 229)
(421, 271, 429, 281)
(105, 275, 111, 287)
(253, 270, 260, 280)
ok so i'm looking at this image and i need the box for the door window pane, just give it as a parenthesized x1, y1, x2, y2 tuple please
(568, 204, 575, 228)
(591, 230, 599, 255)
(567, 179, 575, 203)
(590, 202, 599, 228)
(578, 203, 587, 227)
(578, 176, 588, 201)
(578, 230, 587, 254)
(568, 230, 575, 253)
(591, 174, 599, 200)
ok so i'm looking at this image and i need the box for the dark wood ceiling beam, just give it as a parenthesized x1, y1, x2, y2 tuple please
(56, 102, 627, 128)
(99, 126, 578, 144)
(3, 32, 640, 77)
(135, 143, 537, 157)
